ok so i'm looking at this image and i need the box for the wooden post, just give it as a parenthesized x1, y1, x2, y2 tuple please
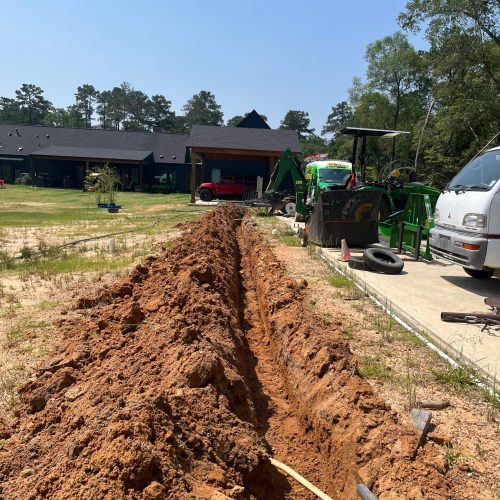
(30, 158, 35, 186)
(190, 153, 196, 203)
(200, 156, 205, 183)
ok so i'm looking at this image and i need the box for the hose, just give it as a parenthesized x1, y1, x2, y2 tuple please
(269, 457, 333, 500)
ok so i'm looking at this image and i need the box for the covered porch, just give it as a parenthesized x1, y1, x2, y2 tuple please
(30, 146, 153, 190)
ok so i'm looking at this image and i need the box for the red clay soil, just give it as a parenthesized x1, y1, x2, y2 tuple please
(0, 205, 461, 499)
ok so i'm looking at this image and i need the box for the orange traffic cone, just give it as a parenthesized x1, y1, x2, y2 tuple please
(339, 239, 351, 261)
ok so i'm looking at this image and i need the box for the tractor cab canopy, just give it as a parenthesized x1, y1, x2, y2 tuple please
(340, 127, 410, 183)
(340, 127, 410, 138)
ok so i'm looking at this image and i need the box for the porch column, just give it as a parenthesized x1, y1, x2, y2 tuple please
(190, 153, 196, 203)
(200, 156, 205, 183)
(139, 163, 144, 189)
(30, 158, 35, 186)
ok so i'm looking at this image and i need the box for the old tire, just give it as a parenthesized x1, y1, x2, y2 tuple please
(463, 267, 493, 279)
(363, 248, 404, 274)
(200, 189, 213, 202)
(347, 256, 366, 270)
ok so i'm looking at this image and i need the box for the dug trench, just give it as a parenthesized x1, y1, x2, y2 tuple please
(0, 205, 454, 499)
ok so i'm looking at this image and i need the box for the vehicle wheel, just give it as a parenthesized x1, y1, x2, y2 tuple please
(463, 267, 493, 279)
(348, 256, 365, 270)
(284, 201, 296, 216)
(379, 198, 392, 221)
(363, 248, 404, 274)
(200, 189, 213, 202)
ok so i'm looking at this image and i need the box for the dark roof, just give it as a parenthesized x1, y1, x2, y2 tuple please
(236, 110, 270, 129)
(0, 124, 188, 164)
(32, 146, 153, 162)
(187, 125, 300, 153)
(340, 127, 410, 138)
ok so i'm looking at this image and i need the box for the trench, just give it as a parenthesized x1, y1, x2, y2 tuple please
(236, 226, 327, 499)
(0, 206, 450, 499)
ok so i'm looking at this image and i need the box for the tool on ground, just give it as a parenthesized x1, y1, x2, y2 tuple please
(441, 297, 500, 331)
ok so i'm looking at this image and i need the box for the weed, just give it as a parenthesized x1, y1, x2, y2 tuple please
(443, 445, 465, 469)
(358, 355, 392, 380)
(5, 325, 27, 345)
(0, 369, 21, 410)
(400, 351, 419, 410)
(255, 208, 270, 217)
(373, 314, 397, 342)
(432, 366, 476, 390)
(327, 274, 353, 289)
(343, 327, 354, 340)
(0, 251, 15, 271)
(481, 385, 500, 413)
(19, 245, 34, 259)
(280, 235, 300, 247)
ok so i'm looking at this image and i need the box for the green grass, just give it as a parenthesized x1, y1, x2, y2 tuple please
(0, 186, 210, 276)
(0, 185, 193, 227)
(327, 273, 354, 288)
(431, 366, 476, 390)
(358, 355, 392, 380)
(14, 253, 138, 277)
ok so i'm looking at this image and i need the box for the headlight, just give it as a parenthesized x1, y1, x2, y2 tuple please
(434, 208, 440, 220)
(463, 213, 486, 228)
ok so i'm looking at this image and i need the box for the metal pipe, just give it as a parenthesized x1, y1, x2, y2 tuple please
(441, 312, 500, 324)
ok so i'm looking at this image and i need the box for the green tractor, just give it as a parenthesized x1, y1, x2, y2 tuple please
(265, 127, 440, 247)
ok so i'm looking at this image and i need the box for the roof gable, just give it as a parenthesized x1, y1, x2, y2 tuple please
(236, 110, 270, 129)
(187, 125, 300, 153)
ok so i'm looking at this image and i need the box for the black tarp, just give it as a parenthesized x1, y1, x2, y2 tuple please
(307, 190, 382, 247)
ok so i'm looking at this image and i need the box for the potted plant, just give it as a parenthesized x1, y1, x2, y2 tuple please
(86, 165, 122, 212)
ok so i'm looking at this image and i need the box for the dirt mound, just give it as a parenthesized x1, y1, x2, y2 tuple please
(0, 205, 457, 499)
(0, 206, 280, 499)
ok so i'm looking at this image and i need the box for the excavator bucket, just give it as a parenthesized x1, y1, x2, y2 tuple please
(307, 190, 382, 247)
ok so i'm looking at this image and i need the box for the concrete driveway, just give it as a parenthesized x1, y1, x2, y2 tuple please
(279, 216, 500, 386)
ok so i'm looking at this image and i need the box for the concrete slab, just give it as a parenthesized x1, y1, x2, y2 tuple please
(278, 216, 500, 386)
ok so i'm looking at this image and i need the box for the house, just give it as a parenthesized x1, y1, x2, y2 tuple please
(0, 111, 301, 194)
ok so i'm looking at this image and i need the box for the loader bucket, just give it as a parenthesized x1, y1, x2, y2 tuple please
(307, 190, 382, 247)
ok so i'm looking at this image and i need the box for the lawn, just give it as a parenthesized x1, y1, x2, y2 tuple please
(0, 185, 210, 275)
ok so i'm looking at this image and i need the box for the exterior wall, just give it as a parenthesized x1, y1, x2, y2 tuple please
(148, 163, 190, 193)
(0, 156, 30, 183)
(204, 159, 268, 183)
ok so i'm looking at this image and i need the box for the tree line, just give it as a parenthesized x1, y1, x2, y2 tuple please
(0, 83, 303, 135)
(1, 1, 498, 186)
(301, 0, 500, 187)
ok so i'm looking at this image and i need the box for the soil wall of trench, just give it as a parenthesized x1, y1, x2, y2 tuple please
(0, 205, 450, 499)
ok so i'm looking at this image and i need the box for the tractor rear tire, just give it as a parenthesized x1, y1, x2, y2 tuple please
(363, 248, 404, 274)
(463, 267, 493, 279)
(200, 189, 213, 202)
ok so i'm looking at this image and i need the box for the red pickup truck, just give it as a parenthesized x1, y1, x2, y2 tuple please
(198, 176, 256, 201)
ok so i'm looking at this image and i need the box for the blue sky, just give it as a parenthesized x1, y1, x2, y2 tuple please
(0, 0, 426, 132)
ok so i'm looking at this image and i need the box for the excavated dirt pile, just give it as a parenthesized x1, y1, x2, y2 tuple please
(0, 205, 452, 499)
